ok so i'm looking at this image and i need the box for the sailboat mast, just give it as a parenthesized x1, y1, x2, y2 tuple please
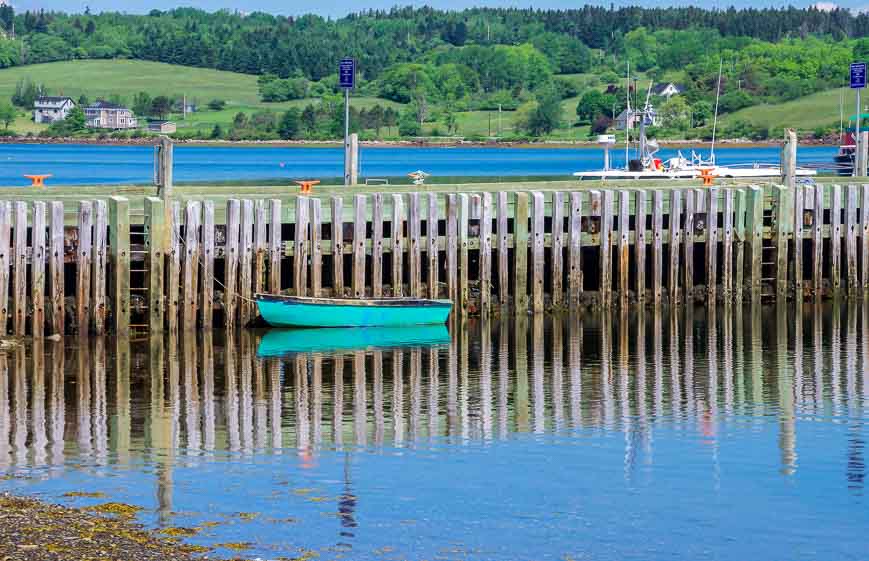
(710, 59, 723, 164)
(625, 60, 630, 170)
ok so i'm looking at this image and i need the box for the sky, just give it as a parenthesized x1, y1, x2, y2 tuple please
(5, 0, 868, 18)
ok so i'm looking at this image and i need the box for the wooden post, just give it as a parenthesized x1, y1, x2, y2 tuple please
(201, 200, 215, 328)
(781, 128, 797, 190)
(310, 197, 323, 297)
(722, 189, 734, 302)
(92, 200, 108, 335)
(294, 196, 309, 297)
(531, 192, 545, 313)
(428, 193, 439, 298)
(224, 199, 240, 329)
(269, 200, 281, 294)
(12, 201, 26, 336)
(458, 193, 471, 312)
(108, 196, 130, 336)
(846, 184, 859, 295)
(813, 184, 824, 297)
(76, 201, 93, 335)
(651, 190, 665, 306)
(371, 193, 383, 298)
(182, 201, 201, 332)
(683, 189, 695, 299)
(668, 190, 681, 305)
(348, 133, 359, 185)
(168, 202, 181, 334)
(734, 188, 747, 303)
(480, 192, 493, 314)
(636, 190, 649, 305)
(793, 186, 804, 301)
(239, 199, 254, 325)
(599, 190, 614, 308)
(617, 190, 630, 308)
(392, 194, 404, 297)
(327, 197, 344, 298)
(408, 192, 421, 298)
(862, 184, 869, 292)
(353, 194, 366, 298)
(254, 200, 267, 295)
(859, 131, 869, 177)
(497, 192, 509, 307)
(831, 184, 843, 296)
(156, 136, 174, 201)
(48, 202, 64, 335)
(31, 201, 46, 337)
(568, 192, 583, 307)
(445, 194, 457, 304)
(144, 197, 165, 334)
(0, 202, 9, 336)
(513, 192, 529, 311)
(706, 188, 718, 301)
(746, 186, 764, 302)
(551, 192, 564, 308)
(774, 185, 792, 297)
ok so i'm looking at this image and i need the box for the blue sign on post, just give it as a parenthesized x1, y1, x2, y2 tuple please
(339, 58, 355, 89)
(851, 62, 866, 89)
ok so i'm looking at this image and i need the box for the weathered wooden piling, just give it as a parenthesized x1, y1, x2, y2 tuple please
(0, 182, 867, 337)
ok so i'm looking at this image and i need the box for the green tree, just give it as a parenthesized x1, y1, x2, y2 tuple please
(519, 86, 562, 136)
(278, 108, 301, 140)
(210, 124, 223, 139)
(658, 96, 690, 130)
(576, 90, 613, 122)
(0, 102, 15, 129)
(207, 99, 226, 111)
(398, 110, 421, 136)
(233, 111, 248, 129)
(132, 92, 151, 116)
(150, 96, 172, 119)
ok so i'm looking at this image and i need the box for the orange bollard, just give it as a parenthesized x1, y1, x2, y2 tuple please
(698, 168, 717, 186)
(294, 180, 320, 194)
(24, 174, 52, 187)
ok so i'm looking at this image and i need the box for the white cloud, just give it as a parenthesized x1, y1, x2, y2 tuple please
(812, 1, 840, 10)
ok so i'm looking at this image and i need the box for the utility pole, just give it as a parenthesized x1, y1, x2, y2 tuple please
(498, 104, 502, 136)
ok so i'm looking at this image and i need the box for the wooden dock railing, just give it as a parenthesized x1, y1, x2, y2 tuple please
(0, 183, 867, 337)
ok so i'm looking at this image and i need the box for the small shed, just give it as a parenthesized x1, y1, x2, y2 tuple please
(148, 120, 177, 134)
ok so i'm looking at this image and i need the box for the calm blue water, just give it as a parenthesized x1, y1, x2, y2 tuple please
(1, 306, 867, 560)
(0, 143, 839, 186)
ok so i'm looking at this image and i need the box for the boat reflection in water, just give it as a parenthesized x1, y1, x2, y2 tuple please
(0, 305, 868, 560)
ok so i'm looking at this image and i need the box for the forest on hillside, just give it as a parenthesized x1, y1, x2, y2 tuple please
(0, 5, 866, 141)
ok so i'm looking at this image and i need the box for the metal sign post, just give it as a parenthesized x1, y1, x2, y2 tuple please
(339, 58, 356, 185)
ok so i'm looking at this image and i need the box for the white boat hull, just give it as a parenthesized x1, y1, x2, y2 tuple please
(574, 166, 816, 181)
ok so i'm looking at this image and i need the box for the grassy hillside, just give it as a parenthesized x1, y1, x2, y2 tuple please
(721, 88, 847, 132)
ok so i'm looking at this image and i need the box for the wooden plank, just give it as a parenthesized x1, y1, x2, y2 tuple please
(813, 184, 824, 296)
(201, 201, 215, 328)
(597, 190, 613, 308)
(182, 201, 201, 332)
(408, 192, 421, 298)
(353, 194, 366, 298)
(722, 189, 734, 302)
(48, 202, 64, 336)
(371, 193, 383, 298)
(706, 188, 718, 301)
(497, 191, 509, 306)
(746, 186, 764, 302)
(480, 192, 493, 314)
(513, 192, 529, 311)
(428, 193, 439, 298)
(793, 185, 804, 301)
(76, 201, 93, 336)
(458, 193, 471, 312)
(108, 197, 130, 336)
(846, 184, 859, 295)
(31, 201, 46, 337)
(551, 191, 564, 308)
(167, 201, 182, 334)
(648, 190, 662, 306)
(445, 194, 457, 303)
(531, 192, 545, 312)
(734, 189, 747, 303)
(392, 194, 404, 297)
(224, 199, 240, 329)
(617, 190, 629, 308)
(0, 202, 10, 336)
(683, 189, 695, 299)
(12, 201, 26, 336)
(568, 191, 583, 307)
(332, 196, 344, 297)
(668, 190, 681, 305)
(144, 197, 165, 334)
(774, 185, 792, 297)
(254, 200, 267, 296)
(863, 184, 869, 292)
(831, 184, 842, 296)
(239, 199, 254, 325)
(310, 197, 323, 297)
(92, 200, 108, 335)
(268, 200, 281, 294)
(294, 196, 309, 297)
(636, 190, 649, 305)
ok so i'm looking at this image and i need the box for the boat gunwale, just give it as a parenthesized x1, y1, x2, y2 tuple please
(255, 293, 453, 308)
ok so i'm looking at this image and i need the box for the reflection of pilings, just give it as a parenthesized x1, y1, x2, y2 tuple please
(600, 313, 614, 430)
(532, 314, 545, 434)
(148, 334, 173, 528)
(792, 304, 804, 407)
(253, 350, 267, 451)
(652, 311, 663, 427)
(706, 308, 719, 433)
(734, 305, 745, 411)
(617, 312, 633, 477)
(49, 341, 65, 466)
(409, 349, 421, 442)
(92, 338, 108, 465)
(722, 306, 734, 416)
(224, 337, 240, 452)
(845, 305, 863, 491)
(551, 317, 564, 433)
(332, 355, 344, 447)
(459, 323, 469, 441)
(427, 347, 440, 440)
(777, 305, 796, 476)
(295, 355, 310, 450)
(568, 313, 581, 430)
(391, 350, 404, 446)
(76, 342, 91, 458)
(831, 304, 843, 415)
(513, 315, 528, 433)
(311, 354, 323, 449)
(202, 331, 216, 453)
(12, 348, 27, 466)
(497, 316, 509, 439)
(669, 309, 682, 425)
(353, 352, 366, 446)
(372, 351, 384, 446)
(636, 311, 649, 456)
(0, 354, 10, 468)
(167, 336, 181, 452)
(239, 333, 253, 454)
(447, 331, 458, 440)
(31, 337, 47, 467)
(112, 337, 132, 464)
(749, 305, 762, 410)
(683, 306, 695, 422)
(182, 334, 201, 453)
(812, 303, 824, 412)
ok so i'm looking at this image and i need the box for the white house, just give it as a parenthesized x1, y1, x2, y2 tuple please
(615, 108, 659, 131)
(34, 96, 75, 124)
(651, 83, 684, 100)
(84, 100, 138, 129)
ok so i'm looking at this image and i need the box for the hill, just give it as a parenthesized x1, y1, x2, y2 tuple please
(721, 88, 847, 134)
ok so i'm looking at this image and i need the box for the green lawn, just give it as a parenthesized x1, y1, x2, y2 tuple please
(721, 88, 847, 132)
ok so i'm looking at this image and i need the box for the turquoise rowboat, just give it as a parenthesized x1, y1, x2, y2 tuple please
(257, 325, 451, 357)
(255, 294, 453, 328)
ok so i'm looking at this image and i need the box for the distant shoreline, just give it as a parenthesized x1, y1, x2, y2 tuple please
(0, 136, 837, 149)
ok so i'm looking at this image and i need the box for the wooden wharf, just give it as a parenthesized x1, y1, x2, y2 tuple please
(0, 181, 868, 337)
